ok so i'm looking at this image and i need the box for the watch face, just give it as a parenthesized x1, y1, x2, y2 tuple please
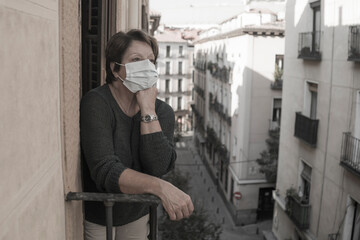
(145, 115, 151, 122)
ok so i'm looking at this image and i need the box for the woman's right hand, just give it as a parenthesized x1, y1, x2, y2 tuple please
(158, 180, 194, 221)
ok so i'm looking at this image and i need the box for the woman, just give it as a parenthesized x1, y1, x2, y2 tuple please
(80, 29, 194, 240)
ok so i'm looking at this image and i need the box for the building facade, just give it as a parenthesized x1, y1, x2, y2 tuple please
(193, 7, 285, 225)
(0, 1, 149, 239)
(155, 27, 196, 132)
(272, 0, 360, 239)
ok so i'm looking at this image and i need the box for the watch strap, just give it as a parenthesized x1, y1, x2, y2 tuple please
(141, 114, 158, 123)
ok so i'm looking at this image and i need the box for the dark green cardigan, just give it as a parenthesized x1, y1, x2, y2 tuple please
(80, 84, 176, 226)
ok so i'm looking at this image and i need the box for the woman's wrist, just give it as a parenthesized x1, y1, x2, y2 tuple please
(147, 177, 166, 199)
(140, 106, 156, 115)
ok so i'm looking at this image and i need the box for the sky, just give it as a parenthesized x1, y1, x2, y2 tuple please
(149, 0, 246, 28)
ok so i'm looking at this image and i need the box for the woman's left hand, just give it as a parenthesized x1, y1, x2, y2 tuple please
(136, 87, 158, 113)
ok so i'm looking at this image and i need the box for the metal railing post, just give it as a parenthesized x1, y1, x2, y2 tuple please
(149, 204, 158, 240)
(104, 201, 114, 240)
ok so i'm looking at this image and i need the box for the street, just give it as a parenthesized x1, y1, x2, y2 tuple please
(174, 133, 272, 240)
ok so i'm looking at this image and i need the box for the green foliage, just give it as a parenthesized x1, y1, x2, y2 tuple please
(273, 63, 283, 81)
(160, 204, 222, 240)
(256, 129, 280, 183)
(286, 187, 297, 196)
(162, 169, 190, 193)
(160, 170, 222, 240)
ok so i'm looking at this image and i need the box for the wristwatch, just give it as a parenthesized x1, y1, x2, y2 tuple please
(141, 114, 158, 123)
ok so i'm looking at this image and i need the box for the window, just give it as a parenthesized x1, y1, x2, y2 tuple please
(299, 161, 312, 203)
(230, 178, 234, 204)
(232, 137, 237, 157)
(298, 1, 321, 59)
(166, 62, 170, 75)
(178, 62, 183, 75)
(351, 202, 360, 240)
(305, 82, 318, 119)
(275, 55, 284, 70)
(311, 1, 321, 55)
(343, 198, 360, 240)
(165, 79, 170, 93)
(272, 98, 281, 127)
(311, 1, 321, 35)
(355, 91, 360, 139)
(178, 79, 182, 92)
(166, 46, 170, 57)
(179, 46, 183, 56)
(224, 168, 228, 192)
(220, 161, 223, 183)
(177, 97, 182, 110)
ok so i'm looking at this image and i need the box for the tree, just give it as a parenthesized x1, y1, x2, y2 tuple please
(256, 129, 279, 183)
(273, 63, 283, 82)
(159, 169, 222, 240)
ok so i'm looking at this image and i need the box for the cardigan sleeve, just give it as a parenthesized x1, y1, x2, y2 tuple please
(80, 91, 127, 193)
(139, 101, 177, 177)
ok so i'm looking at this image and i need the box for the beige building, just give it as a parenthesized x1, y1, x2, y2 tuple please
(272, 0, 360, 239)
(155, 27, 198, 132)
(193, 5, 285, 225)
(0, 1, 150, 239)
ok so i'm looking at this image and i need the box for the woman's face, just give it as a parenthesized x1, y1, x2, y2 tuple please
(118, 40, 155, 80)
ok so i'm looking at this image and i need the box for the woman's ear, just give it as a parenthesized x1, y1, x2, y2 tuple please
(110, 62, 117, 76)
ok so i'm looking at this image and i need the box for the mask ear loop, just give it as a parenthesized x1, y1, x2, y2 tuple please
(113, 62, 126, 82)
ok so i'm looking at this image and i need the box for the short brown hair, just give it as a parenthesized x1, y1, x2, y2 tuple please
(105, 29, 159, 84)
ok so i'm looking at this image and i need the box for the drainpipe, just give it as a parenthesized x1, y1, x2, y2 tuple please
(128, 0, 140, 30)
(316, 22, 335, 237)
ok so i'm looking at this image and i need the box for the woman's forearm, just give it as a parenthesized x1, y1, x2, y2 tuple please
(118, 168, 163, 195)
(118, 168, 194, 221)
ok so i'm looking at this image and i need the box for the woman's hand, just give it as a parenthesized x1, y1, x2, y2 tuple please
(136, 87, 158, 113)
(158, 180, 194, 221)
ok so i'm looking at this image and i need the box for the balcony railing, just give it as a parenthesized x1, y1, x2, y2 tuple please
(66, 192, 161, 240)
(294, 112, 319, 147)
(340, 132, 360, 177)
(348, 25, 360, 62)
(298, 31, 321, 60)
(286, 194, 311, 230)
(270, 79, 283, 90)
(269, 119, 280, 132)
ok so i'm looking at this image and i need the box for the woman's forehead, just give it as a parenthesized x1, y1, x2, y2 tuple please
(126, 41, 153, 54)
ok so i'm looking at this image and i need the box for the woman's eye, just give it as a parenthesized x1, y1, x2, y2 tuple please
(132, 58, 141, 62)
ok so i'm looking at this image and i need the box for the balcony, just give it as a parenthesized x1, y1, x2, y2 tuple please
(270, 79, 283, 90)
(348, 26, 360, 62)
(286, 194, 311, 230)
(298, 31, 321, 60)
(294, 112, 319, 147)
(269, 119, 280, 132)
(340, 132, 360, 177)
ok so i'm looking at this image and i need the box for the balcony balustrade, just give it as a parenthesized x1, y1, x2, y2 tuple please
(340, 132, 360, 177)
(270, 79, 283, 90)
(298, 31, 321, 60)
(286, 194, 311, 230)
(194, 85, 204, 99)
(66, 192, 161, 240)
(269, 119, 280, 132)
(348, 25, 360, 62)
(294, 112, 319, 147)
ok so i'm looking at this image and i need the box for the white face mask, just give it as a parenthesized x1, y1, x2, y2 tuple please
(114, 59, 158, 93)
